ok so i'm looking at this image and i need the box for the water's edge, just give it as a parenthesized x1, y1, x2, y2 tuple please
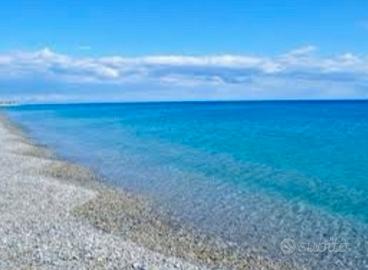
(4, 101, 368, 269)
(0, 112, 294, 270)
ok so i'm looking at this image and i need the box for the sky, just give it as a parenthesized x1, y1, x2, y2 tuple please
(0, 0, 368, 102)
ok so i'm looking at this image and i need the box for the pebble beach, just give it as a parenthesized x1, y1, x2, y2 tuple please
(0, 115, 208, 270)
(0, 112, 296, 270)
(0, 114, 294, 270)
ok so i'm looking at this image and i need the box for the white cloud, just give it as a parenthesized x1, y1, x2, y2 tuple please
(0, 46, 368, 101)
(284, 45, 317, 57)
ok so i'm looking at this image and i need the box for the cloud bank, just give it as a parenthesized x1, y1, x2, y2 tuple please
(0, 46, 368, 102)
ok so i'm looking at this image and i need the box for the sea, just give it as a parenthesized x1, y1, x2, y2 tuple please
(4, 101, 368, 269)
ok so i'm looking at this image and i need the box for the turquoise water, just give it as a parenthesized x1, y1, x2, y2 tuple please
(5, 101, 368, 268)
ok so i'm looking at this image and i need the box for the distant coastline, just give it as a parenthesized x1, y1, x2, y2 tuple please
(0, 100, 19, 107)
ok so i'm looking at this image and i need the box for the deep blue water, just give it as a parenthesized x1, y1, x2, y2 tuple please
(4, 101, 368, 268)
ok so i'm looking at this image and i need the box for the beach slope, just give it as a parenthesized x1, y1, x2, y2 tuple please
(0, 116, 204, 270)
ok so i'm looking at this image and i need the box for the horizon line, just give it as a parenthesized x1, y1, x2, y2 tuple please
(4, 98, 368, 107)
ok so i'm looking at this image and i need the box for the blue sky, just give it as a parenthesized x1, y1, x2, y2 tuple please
(0, 0, 368, 102)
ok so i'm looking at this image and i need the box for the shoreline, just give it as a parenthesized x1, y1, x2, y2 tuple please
(0, 113, 293, 269)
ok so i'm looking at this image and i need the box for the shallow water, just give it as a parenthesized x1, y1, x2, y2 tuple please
(5, 101, 368, 268)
